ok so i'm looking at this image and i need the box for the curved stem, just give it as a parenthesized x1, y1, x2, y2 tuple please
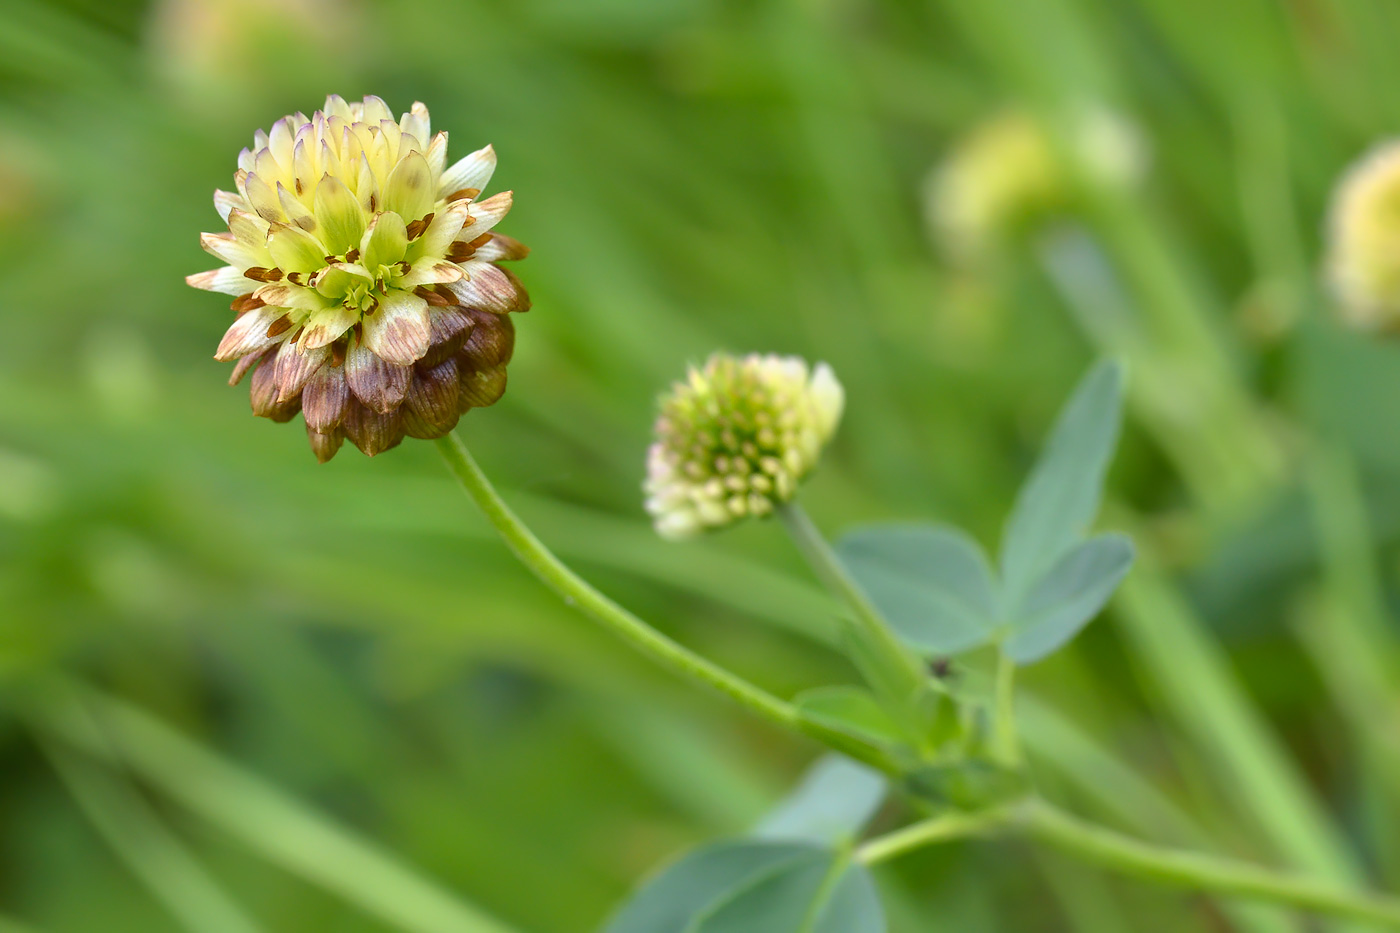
(775, 501, 928, 718)
(992, 649, 1021, 766)
(436, 432, 799, 731)
(856, 809, 1010, 865)
(1026, 801, 1400, 927)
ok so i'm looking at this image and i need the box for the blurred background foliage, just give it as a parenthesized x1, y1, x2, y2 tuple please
(4, 0, 1400, 930)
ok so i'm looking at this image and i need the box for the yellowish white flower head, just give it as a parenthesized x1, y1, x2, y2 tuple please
(645, 354, 844, 539)
(928, 107, 1144, 263)
(1327, 140, 1400, 331)
(187, 95, 529, 461)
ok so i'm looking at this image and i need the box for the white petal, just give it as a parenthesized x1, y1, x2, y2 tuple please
(214, 189, 247, 222)
(400, 102, 431, 144)
(323, 94, 353, 120)
(186, 266, 259, 296)
(359, 95, 393, 123)
(215, 307, 284, 361)
(411, 200, 470, 259)
(459, 191, 512, 239)
(472, 233, 529, 262)
(200, 231, 265, 269)
(438, 144, 496, 199)
(397, 260, 464, 288)
(424, 131, 448, 180)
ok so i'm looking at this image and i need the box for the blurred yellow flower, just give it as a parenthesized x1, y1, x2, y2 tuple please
(645, 354, 844, 539)
(1327, 140, 1400, 331)
(927, 108, 1144, 263)
(188, 95, 529, 461)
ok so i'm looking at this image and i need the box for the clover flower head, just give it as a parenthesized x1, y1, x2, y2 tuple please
(1327, 139, 1400, 331)
(187, 95, 529, 461)
(928, 107, 1144, 263)
(644, 353, 844, 539)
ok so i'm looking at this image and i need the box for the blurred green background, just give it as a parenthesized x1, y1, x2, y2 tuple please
(5, 0, 1400, 930)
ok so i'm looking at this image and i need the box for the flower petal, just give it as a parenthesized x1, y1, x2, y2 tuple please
(229, 347, 272, 386)
(403, 358, 460, 438)
(472, 233, 530, 262)
(200, 232, 263, 269)
(301, 304, 360, 349)
(252, 282, 329, 312)
(355, 152, 381, 214)
(267, 221, 327, 273)
(460, 308, 515, 369)
(306, 423, 345, 463)
(187, 266, 259, 296)
(303, 363, 351, 432)
(397, 260, 463, 288)
(345, 338, 411, 412)
(360, 211, 408, 270)
(424, 131, 448, 180)
(343, 400, 405, 456)
(458, 365, 507, 410)
(401, 102, 431, 144)
(250, 352, 302, 422)
(228, 208, 271, 250)
(363, 290, 430, 365)
(359, 95, 393, 124)
(214, 189, 247, 222)
(215, 307, 284, 361)
(278, 182, 318, 232)
(419, 307, 475, 368)
(456, 190, 512, 242)
(446, 261, 529, 313)
(439, 144, 496, 199)
(410, 200, 470, 261)
(240, 170, 284, 223)
(273, 339, 329, 402)
(313, 174, 366, 255)
(381, 150, 435, 222)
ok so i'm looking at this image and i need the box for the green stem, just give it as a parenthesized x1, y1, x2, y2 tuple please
(993, 649, 1020, 766)
(435, 433, 798, 732)
(1026, 801, 1400, 927)
(856, 809, 1009, 865)
(859, 800, 1400, 927)
(775, 501, 929, 721)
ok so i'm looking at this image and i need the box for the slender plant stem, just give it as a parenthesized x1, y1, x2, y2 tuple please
(1026, 801, 1400, 927)
(775, 501, 928, 717)
(859, 799, 1400, 926)
(856, 809, 1009, 865)
(436, 433, 799, 731)
(993, 649, 1020, 766)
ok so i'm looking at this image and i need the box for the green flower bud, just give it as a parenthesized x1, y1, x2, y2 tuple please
(645, 353, 844, 539)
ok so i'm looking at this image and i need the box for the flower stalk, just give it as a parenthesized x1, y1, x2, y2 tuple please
(435, 432, 800, 731)
(438, 430, 1400, 928)
(775, 500, 933, 738)
(857, 800, 1400, 927)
